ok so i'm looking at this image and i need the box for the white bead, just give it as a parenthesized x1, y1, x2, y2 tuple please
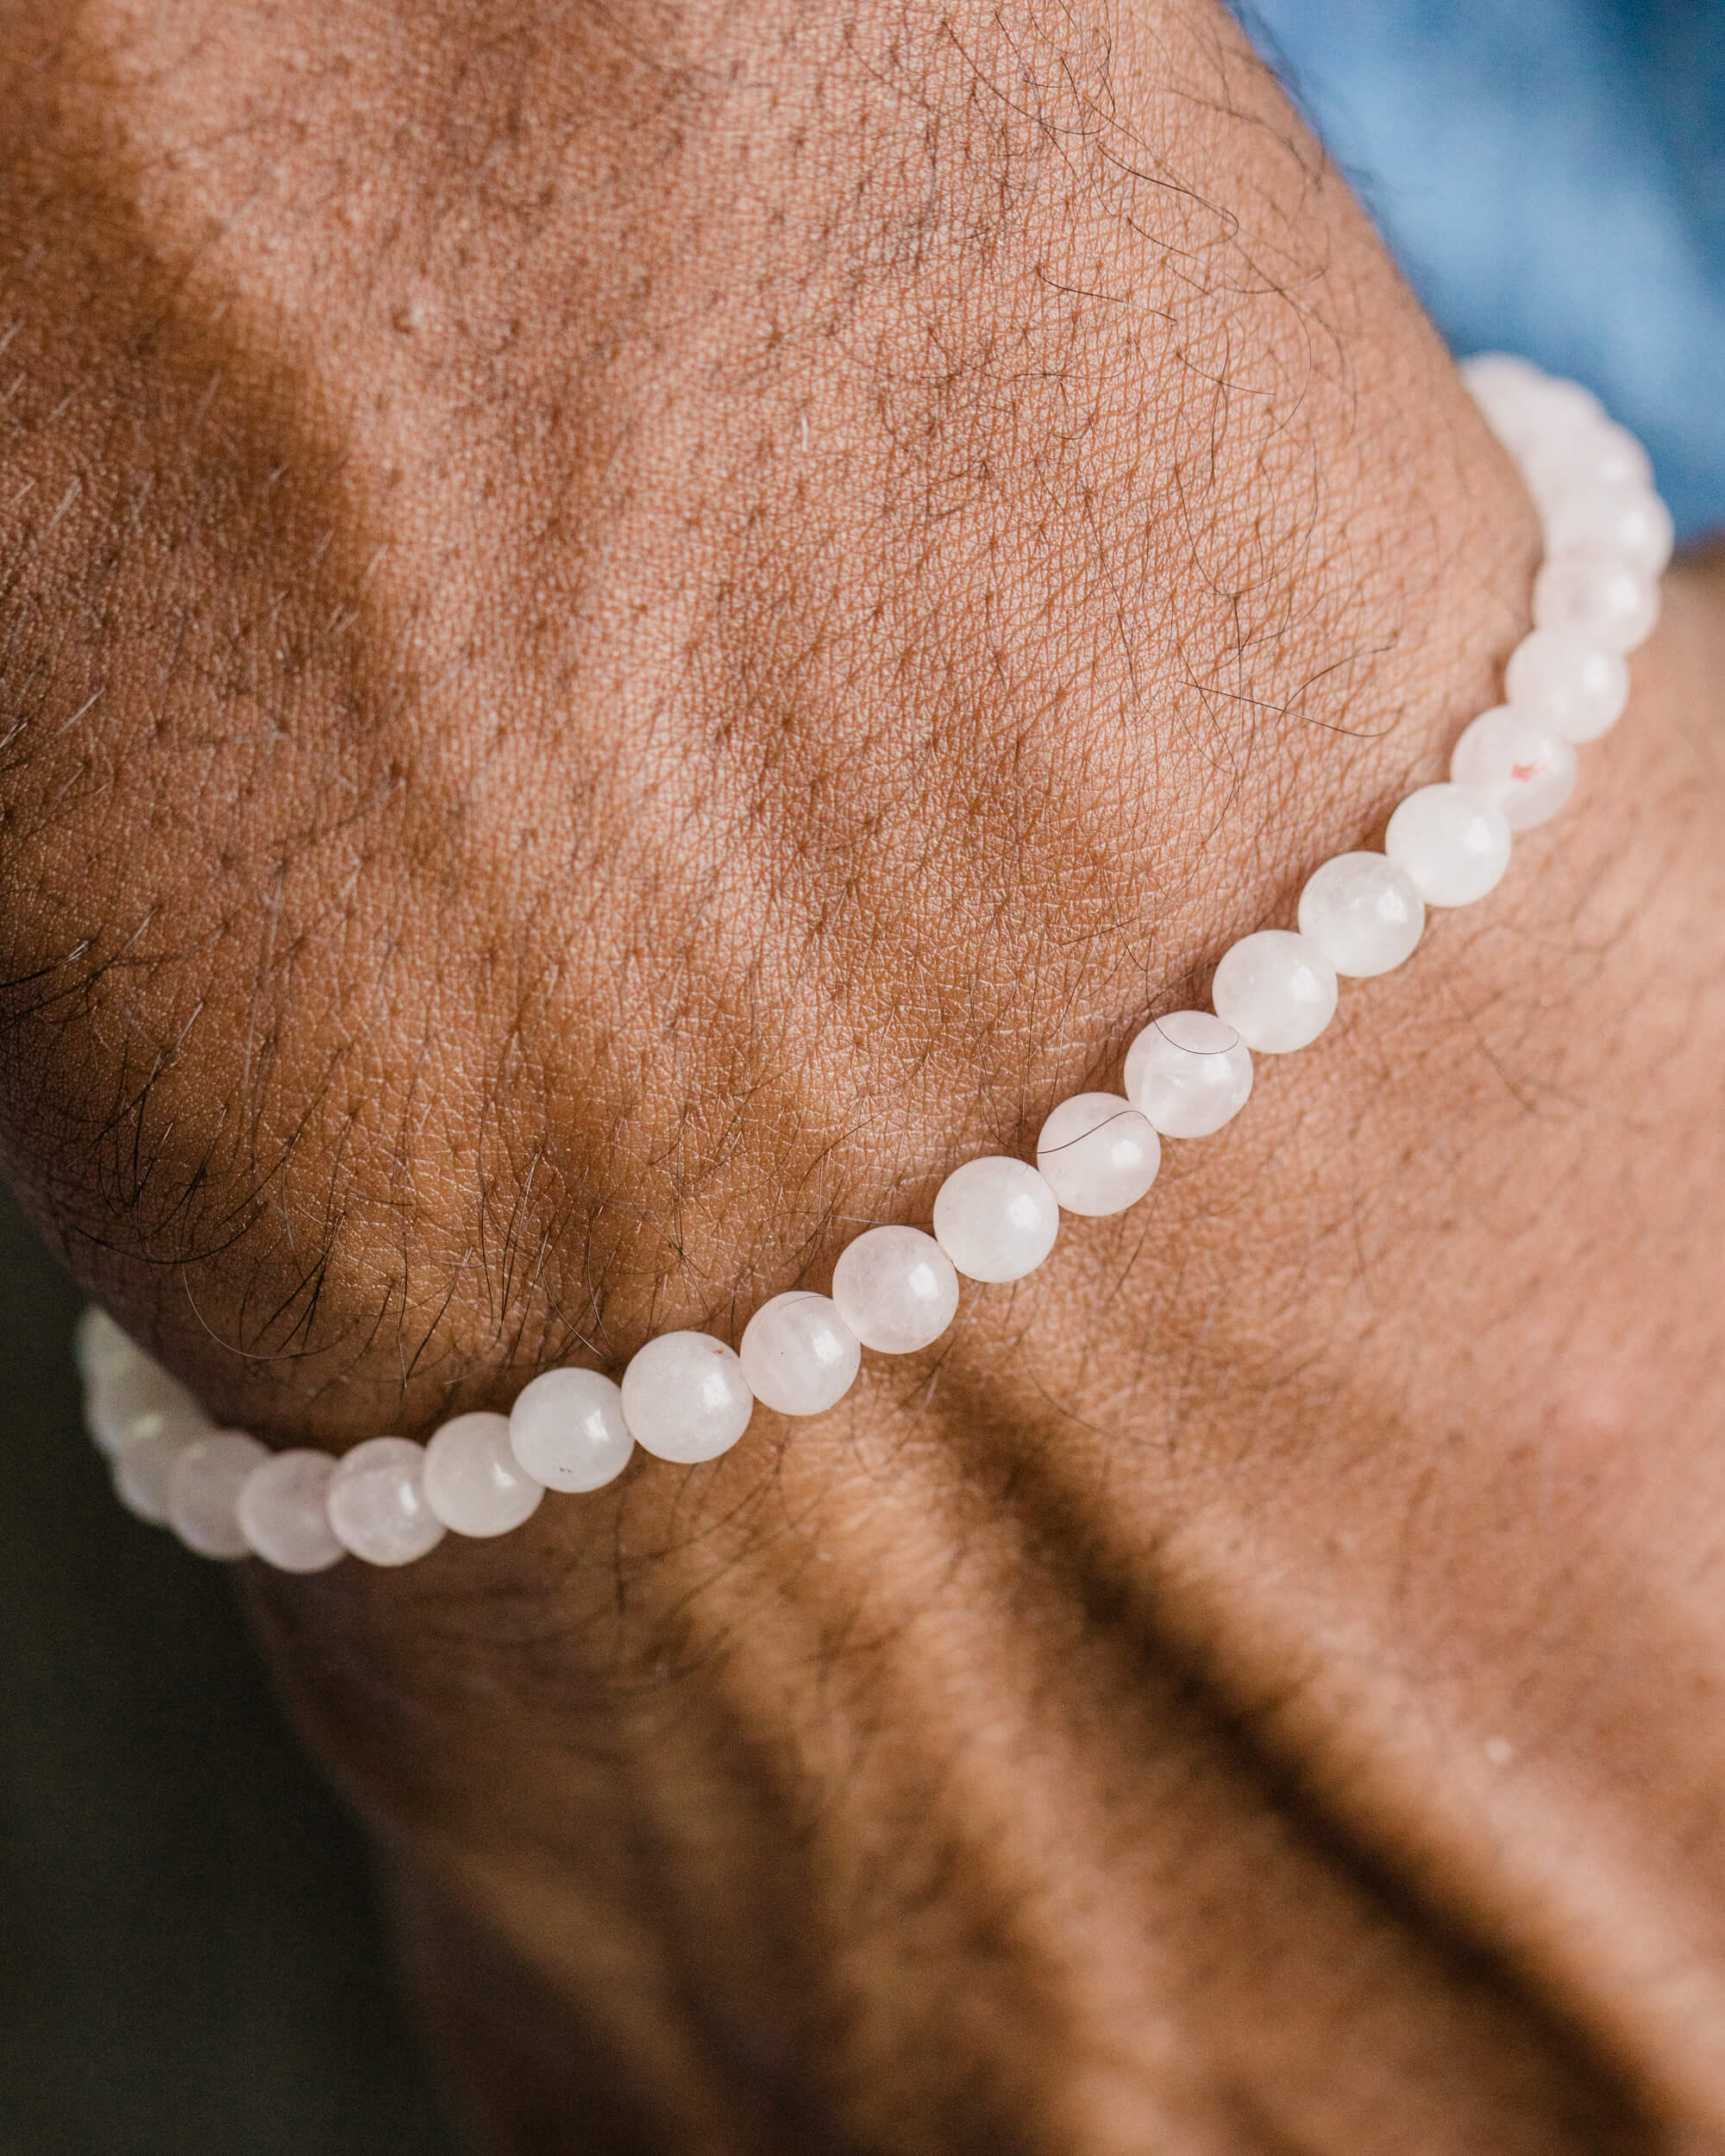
(509, 1369, 634, 1493)
(1523, 420, 1653, 501)
(168, 1432, 270, 1560)
(112, 1429, 201, 1526)
(1533, 545, 1659, 652)
(1034, 1094, 1160, 1216)
(1295, 852, 1426, 978)
(423, 1411, 546, 1537)
(621, 1332, 754, 1464)
(238, 1450, 343, 1573)
(74, 1306, 138, 1386)
(1210, 929, 1338, 1054)
(830, 1226, 961, 1353)
(326, 1437, 447, 1566)
(738, 1292, 862, 1417)
(1121, 1011, 1254, 1138)
(85, 1357, 211, 1460)
(1461, 353, 1553, 457)
(1502, 630, 1629, 743)
(1449, 705, 1578, 831)
(932, 1156, 1060, 1282)
(1384, 783, 1513, 907)
(1542, 483, 1673, 577)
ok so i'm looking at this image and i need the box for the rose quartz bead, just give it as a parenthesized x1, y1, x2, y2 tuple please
(1034, 1094, 1160, 1216)
(327, 1437, 447, 1566)
(621, 1332, 754, 1464)
(424, 1411, 546, 1537)
(168, 1432, 270, 1560)
(1122, 1011, 1253, 1138)
(1542, 483, 1673, 577)
(1523, 420, 1653, 503)
(509, 1369, 634, 1493)
(1533, 545, 1659, 652)
(1449, 705, 1578, 831)
(1296, 852, 1425, 978)
(1210, 929, 1337, 1054)
(112, 1429, 201, 1526)
(1502, 630, 1629, 744)
(86, 1357, 211, 1460)
(74, 1306, 137, 1387)
(739, 1293, 861, 1417)
(932, 1157, 1060, 1282)
(830, 1226, 961, 1354)
(238, 1450, 343, 1573)
(1384, 783, 1513, 907)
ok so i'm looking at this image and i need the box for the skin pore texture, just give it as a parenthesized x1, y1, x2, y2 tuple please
(2, 0, 1724, 2149)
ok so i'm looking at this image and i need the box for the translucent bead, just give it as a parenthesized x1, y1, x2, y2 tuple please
(112, 1428, 200, 1526)
(238, 1450, 343, 1573)
(830, 1225, 961, 1354)
(74, 1306, 138, 1387)
(932, 1157, 1060, 1282)
(1122, 1011, 1254, 1138)
(621, 1332, 754, 1464)
(509, 1368, 634, 1493)
(168, 1432, 269, 1560)
(1384, 783, 1513, 907)
(1295, 852, 1425, 978)
(739, 1292, 862, 1417)
(1460, 353, 1555, 459)
(1533, 546, 1659, 653)
(1210, 929, 1338, 1054)
(423, 1411, 546, 1537)
(1034, 1094, 1160, 1215)
(326, 1437, 447, 1566)
(1523, 420, 1653, 502)
(1542, 483, 1673, 577)
(86, 1357, 211, 1460)
(1502, 630, 1629, 744)
(1449, 705, 1578, 831)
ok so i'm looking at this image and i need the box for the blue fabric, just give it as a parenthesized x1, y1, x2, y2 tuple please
(1238, 0, 1725, 538)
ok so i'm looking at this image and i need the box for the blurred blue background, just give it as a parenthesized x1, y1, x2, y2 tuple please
(1242, 0, 1725, 540)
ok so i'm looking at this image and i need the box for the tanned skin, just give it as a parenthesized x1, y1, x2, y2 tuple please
(1, 3, 1722, 2149)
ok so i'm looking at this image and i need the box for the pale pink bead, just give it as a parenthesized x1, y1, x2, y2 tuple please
(738, 1293, 861, 1417)
(238, 1450, 344, 1573)
(1122, 1011, 1253, 1138)
(423, 1411, 545, 1537)
(1383, 784, 1512, 908)
(1210, 930, 1337, 1055)
(1502, 630, 1629, 744)
(932, 1157, 1060, 1282)
(112, 1429, 200, 1526)
(830, 1227, 960, 1354)
(74, 1306, 137, 1387)
(1034, 1094, 1160, 1216)
(621, 1332, 754, 1464)
(1533, 545, 1659, 652)
(1449, 705, 1578, 832)
(327, 1437, 447, 1566)
(168, 1432, 270, 1560)
(1523, 420, 1653, 502)
(86, 1358, 210, 1460)
(509, 1369, 634, 1493)
(1542, 483, 1673, 577)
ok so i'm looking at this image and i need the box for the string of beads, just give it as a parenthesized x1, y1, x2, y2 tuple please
(77, 355, 1671, 1572)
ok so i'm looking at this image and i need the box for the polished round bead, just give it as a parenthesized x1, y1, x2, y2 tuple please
(509, 1368, 634, 1493)
(1523, 419, 1653, 502)
(621, 1332, 754, 1464)
(1449, 705, 1578, 832)
(1533, 545, 1659, 653)
(74, 1306, 138, 1387)
(112, 1428, 201, 1526)
(1384, 783, 1513, 907)
(1121, 1011, 1254, 1138)
(86, 1357, 211, 1460)
(423, 1411, 546, 1537)
(168, 1432, 270, 1561)
(1295, 852, 1426, 978)
(1502, 630, 1629, 743)
(830, 1226, 961, 1354)
(1034, 1094, 1160, 1216)
(1542, 483, 1673, 577)
(739, 1293, 862, 1417)
(932, 1157, 1060, 1282)
(326, 1437, 447, 1566)
(1210, 929, 1338, 1055)
(238, 1450, 343, 1573)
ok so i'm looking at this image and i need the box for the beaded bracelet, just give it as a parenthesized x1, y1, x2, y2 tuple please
(78, 355, 1671, 1575)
